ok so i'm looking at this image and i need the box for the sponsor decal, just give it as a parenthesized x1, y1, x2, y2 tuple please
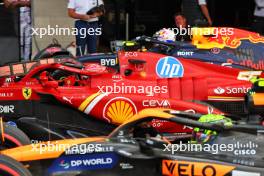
(237, 71, 262, 81)
(211, 48, 221, 54)
(232, 170, 260, 176)
(177, 51, 194, 56)
(0, 92, 14, 98)
(120, 162, 134, 169)
(6, 121, 17, 127)
(0, 105, 14, 113)
(213, 87, 225, 95)
(228, 59, 264, 70)
(83, 64, 106, 73)
(162, 160, 235, 176)
(59, 160, 70, 169)
(232, 159, 255, 167)
(25, 82, 34, 86)
(5, 78, 12, 83)
(233, 141, 258, 156)
(213, 86, 250, 95)
(112, 75, 123, 82)
(103, 97, 137, 124)
(156, 56, 184, 78)
(142, 100, 170, 107)
(119, 138, 136, 144)
(62, 96, 73, 104)
(101, 58, 117, 66)
(48, 153, 118, 173)
(22, 87, 32, 100)
(70, 156, 112, 167)
(65, 144, 114, 155)
(125, 52, 138, 57)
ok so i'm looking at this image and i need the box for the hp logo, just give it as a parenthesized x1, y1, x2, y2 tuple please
(156, 56, 184, 78)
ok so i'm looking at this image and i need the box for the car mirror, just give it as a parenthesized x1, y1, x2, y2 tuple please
(138, 139, 154, 156)
(39, 71, 49, 82)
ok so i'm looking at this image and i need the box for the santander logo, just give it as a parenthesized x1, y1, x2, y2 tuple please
(214, 87, 225, 95)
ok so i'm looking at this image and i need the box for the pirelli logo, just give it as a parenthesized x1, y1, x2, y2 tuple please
(162, 160, 235, 176)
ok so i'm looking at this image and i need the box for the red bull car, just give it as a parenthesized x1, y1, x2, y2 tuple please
(0, 46, 260, 148)
(143, 27, 264, 70)
(0, 109, 263, 176)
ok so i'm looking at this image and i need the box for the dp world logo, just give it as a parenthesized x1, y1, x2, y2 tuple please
(59, 160, 70, 169)
(156, 56, 184, 78)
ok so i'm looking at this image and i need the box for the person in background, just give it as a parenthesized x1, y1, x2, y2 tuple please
(174, 13, 191, 41)
(4, 0, 31, 61)
(68, 0, 104, 56)
(182, 0, 212, 27)
(253, 0, 264, 35)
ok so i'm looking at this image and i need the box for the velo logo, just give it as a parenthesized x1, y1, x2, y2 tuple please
(156, 56, 184, 78)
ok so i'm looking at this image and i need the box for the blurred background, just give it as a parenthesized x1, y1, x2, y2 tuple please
(0, 0, 256, 63)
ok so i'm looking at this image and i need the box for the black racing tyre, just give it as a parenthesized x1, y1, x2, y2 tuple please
(0, 154, 32, 176)
(0, 123, 31, 149)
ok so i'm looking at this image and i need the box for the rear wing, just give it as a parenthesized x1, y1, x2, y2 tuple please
(0, 58, 80, 78)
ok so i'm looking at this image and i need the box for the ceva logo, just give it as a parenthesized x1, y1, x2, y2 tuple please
(156, 56, 184, 78)
(214, 87, 225, 95)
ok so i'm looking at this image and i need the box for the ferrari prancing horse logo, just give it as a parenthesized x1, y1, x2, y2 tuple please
(22, 88, 32, 100)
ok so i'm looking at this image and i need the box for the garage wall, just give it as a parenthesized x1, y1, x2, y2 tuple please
(0, 2, 20, 64)
(32, 0, 75, 55)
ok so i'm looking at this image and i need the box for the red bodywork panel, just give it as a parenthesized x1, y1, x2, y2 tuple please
(0, 52, 254, 133)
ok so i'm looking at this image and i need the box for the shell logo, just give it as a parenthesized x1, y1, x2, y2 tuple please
(103, 97, 137, 124)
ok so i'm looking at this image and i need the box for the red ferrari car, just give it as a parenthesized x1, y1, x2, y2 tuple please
(0, 50, 259, 147)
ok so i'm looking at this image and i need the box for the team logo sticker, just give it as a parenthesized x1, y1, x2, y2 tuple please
(59, 160, 70, 169)
(214, 87, 225, 95)
(22, 87, 32, 100)
(103, 97, 137, 124)
(48, 153, 118, 174)
(156, 56, 184, 78)
(162, 160, 235, 176)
